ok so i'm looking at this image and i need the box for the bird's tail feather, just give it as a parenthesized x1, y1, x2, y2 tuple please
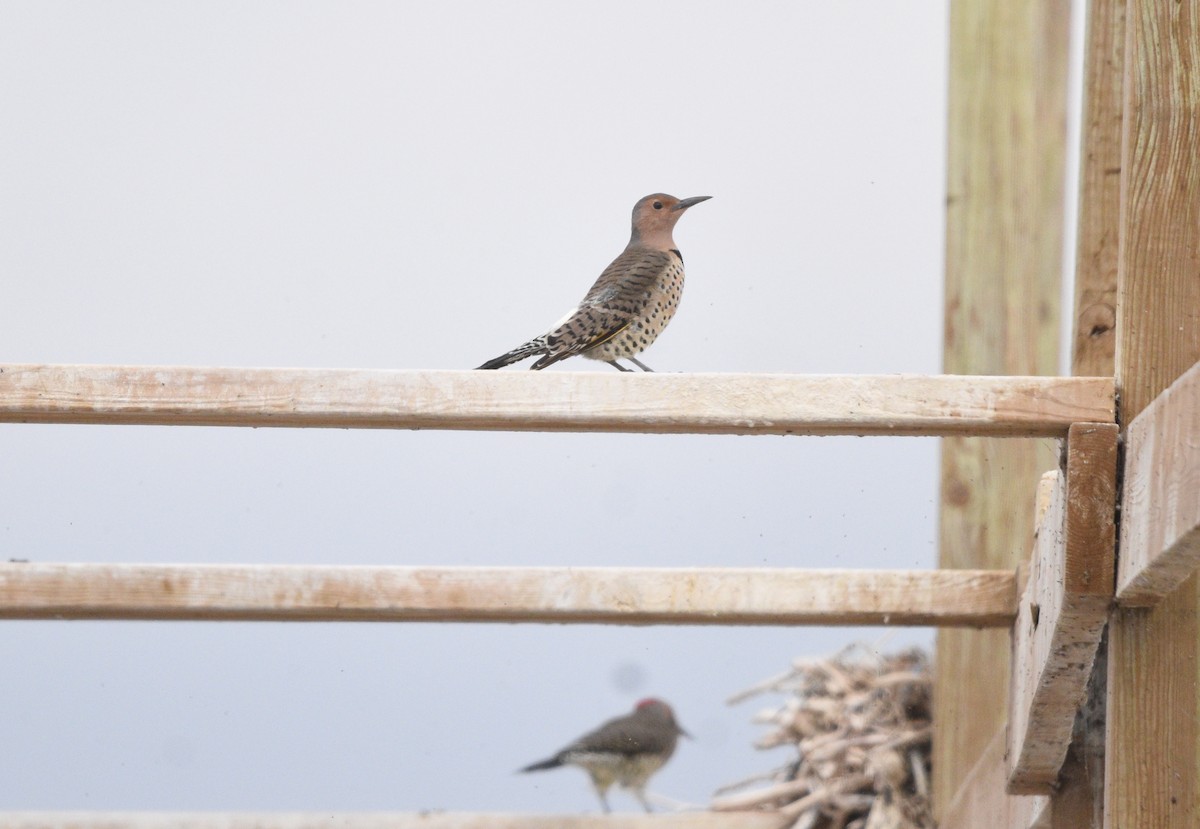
(519, 756, 563, 773)
(476, 337, 548, 370)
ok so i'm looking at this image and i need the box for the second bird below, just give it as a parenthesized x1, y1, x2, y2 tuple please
(519, 698, 690, 813)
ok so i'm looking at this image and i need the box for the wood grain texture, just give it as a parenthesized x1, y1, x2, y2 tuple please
(936, 0, 1070, 813)
(939, 728, 1049, 829)
(0, 365, 1113, 437)
(0, 564, 1018, 627)
(1116, 360, 1200, 604)
(1010, 471, 1069, 793)
(1060, 2, 1126, 824)
(1113, 10, 1200, 420)
(1007, 425, 1118, 794)
(1107, 2, 1200, 827)
(0, 815, 789, 829)
(1072, 0, 1125, 378)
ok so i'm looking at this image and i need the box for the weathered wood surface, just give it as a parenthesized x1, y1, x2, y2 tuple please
(1007, 425, 1118, 794)
(1106, 3, 1200, 827)
(1071, 0, 1125, 378)
(1009, 472, 1068, 792)
(935, 0, 1071, 814)
(1058, 2, 1126, 824)
(0, 814, 789, 829)
(1115, 359, 1200, 605)
(0, 365, 1113, 437)
(939, 728, 1049, 829)
(0, 564, 1017, 627)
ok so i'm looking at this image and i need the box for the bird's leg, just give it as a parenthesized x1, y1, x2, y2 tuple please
(606, 360, 633, 372)
(627, 357, 655, 372)
(594, 786, 612, 814)
(635, 788, 654, 813)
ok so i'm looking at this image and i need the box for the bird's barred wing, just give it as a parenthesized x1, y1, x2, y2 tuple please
(537, 307, 632, 364)
(580, 247, 673, 314)
(532, 248, 673, 369)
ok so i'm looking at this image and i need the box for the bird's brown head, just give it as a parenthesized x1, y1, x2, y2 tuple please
(629, 193, 711, 249)
(634, 697, 692, 738)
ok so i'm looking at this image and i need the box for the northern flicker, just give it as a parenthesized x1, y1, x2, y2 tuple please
(519, 697, 690, 813)
(476, 193, 710, 372)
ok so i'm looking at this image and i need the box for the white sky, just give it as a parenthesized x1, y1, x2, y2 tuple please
(0, 1, 957, 813)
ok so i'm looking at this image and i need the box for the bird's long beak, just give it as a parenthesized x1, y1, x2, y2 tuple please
(672, 195, 712, 211)
(678, 725, 694, 739)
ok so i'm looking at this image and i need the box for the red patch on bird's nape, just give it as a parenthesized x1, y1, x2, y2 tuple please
(636, 697, 666, 711)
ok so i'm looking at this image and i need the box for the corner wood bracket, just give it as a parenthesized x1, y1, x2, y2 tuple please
(1006, 422, 1118, 794)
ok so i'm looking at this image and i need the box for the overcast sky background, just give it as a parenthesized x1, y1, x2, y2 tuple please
(0, 1, 1082, 814)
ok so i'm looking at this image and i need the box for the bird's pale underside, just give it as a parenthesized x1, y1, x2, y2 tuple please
(477, 193, 710, 372)
(519, 698, 690, 813)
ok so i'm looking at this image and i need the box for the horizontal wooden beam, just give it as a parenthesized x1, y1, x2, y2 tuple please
(940, 728, 1049, 829)
(0, 814, 790, 829)
(0, 564, 1017, 627)
(0, 364, 1114, 437)
(1115, 358, 1200, 605)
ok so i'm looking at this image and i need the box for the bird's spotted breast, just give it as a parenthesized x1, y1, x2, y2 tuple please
(476, 194, 706, 371)
(586, 258, 685, 361)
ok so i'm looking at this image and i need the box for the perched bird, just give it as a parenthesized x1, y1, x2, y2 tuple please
(476, 193, 711, 372)
(519, 697, 690, 813)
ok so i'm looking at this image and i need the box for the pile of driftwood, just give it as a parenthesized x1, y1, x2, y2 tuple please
(713, 644, 933, 829)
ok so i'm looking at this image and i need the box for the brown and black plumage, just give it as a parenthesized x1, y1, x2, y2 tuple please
(477, 193, 710, 372)
(519, 698, 690, 813)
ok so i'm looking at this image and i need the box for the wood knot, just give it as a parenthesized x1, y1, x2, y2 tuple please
(1078, 302, 1115, 340)
(944, 480, 971, 507)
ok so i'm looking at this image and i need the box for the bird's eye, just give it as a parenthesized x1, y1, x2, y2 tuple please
(653, 201, 663, 210)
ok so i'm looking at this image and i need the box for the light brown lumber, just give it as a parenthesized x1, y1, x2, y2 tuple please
(1071, 0, 1125, 378)
(0, 814, 790, 829)
(1106, 3, 1200, 827)
(940, 728, 1049, 829)
(1007, 424, 1119, 794)
(1058, 2, 1126, 823)
(935, 0, 1070, 814)
(0, 564, 1017, 627)
(1116, 359, 1200, 605)
(0, 365, 1113, 437)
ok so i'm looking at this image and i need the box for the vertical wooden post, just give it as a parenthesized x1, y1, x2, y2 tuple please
(1054, 1, 1126, 826)
(935, 0, 1070, 815)
(1072, 0, 1125, 380)
(1105, 2, 1200, 826)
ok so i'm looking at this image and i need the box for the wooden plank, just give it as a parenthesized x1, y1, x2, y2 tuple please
(1115, 360, 1200, 605)
(0, 814, 789, 829)
(0, 365, 1113, 437)
(940, 728, 1049, 829)
(0, 564, 1017, 627)
(935, 0, 1070, 814)
(1071, 0, 1125, 378)
(1111, 17, 1200, 420)
(1009, 472, 1068, 793)
(1106, 2, 1200, 827)
(1058, 1, 1126, 823)
(1007, 424, 1119, 794)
